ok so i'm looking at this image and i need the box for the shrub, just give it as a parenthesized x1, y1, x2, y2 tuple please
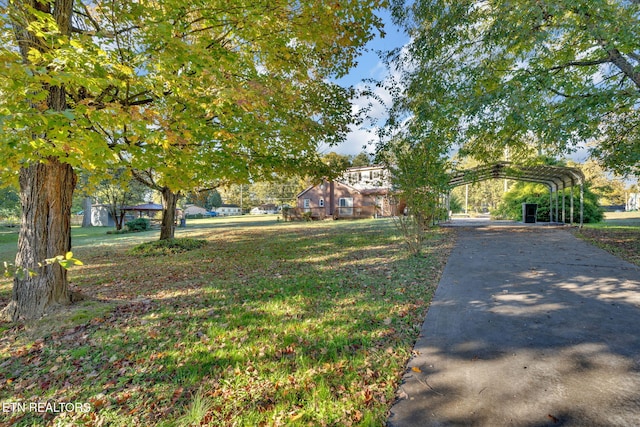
(281, 206, 291, 221)
(492, 182, 603, 223)
(126, 218, 151, 232)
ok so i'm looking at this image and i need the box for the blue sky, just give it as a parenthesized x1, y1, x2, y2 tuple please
(323, 10, 410, 157)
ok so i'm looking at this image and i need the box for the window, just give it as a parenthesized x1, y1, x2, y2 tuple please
(338, 197, 353, 216)
(303, 198, 311, 212)
(319, 198, 324, 207)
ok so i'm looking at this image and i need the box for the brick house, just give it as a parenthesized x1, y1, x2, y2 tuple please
(293, 165, 397, 220)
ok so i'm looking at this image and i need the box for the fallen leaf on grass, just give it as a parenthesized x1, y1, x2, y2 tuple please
(289, 412, 304, 422)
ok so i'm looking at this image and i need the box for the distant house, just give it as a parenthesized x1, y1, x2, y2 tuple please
(214, 204, 242, 216)
(293, 165, 396, 220)
(183, 204, 208, 217)
(250, 204, 278, 215)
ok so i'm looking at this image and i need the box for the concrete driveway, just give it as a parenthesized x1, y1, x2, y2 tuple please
(388, 223, 640, 426)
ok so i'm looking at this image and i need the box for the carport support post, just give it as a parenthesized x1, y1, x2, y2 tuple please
(570, 184, 575, 225)
(580, 183, 584, 227)
(562, 183, 566, 224)
(556, 188, 560, 226)
(549, 188, 554, 222)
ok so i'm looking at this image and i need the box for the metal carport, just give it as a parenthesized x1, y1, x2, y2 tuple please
(447, 162, 585, 226)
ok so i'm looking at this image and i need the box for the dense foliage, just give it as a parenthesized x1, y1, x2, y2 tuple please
(0, 0, 386, 319)
(493, 182, 604, 223)
(125, 218, 151, 233)
(0, 188, 20, 221)
(390, 0, 640, 176)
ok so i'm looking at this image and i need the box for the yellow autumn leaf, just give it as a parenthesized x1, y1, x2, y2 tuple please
(411, 366, 422, 373)
(289, 412, 304, 422)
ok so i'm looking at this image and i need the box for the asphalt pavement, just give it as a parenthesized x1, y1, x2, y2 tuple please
(387, 221, 640, 426)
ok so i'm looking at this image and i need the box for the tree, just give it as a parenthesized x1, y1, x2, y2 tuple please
(0, 0, 385, 320)
(380, 135, 451, 256)
(185, 189, 222, 211)
(248, 177, 305, 207)
(450, 157, 513, 213)
(493, 181, 603, 223)
(322, 152, 352, 179)
(207, 190, 223, 210)
(95, 171, 149, 230)
(73, 175, 95, 228)
(0, 187, 20, 222)
(81, 197, 92, 228)
(579, 160, 627, 206)
(218, 184, 247, 209)
(391, 0, 640, 176)
(1, 0, 79, 321)
(451, 180, 509, 214)
(351, 151, 373, 167)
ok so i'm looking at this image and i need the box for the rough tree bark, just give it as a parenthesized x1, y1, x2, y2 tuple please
(2, 158, 77, 321)
(2, 0, 78, 321)
(81, 196, 92, 227)
(160, 187, 178, 240)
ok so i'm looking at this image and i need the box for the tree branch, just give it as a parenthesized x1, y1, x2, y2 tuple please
(604, 47, 640, 90)
(628, 51, 640, 63)
(75, 1, 101, 33)
(549, 56, 612, 71)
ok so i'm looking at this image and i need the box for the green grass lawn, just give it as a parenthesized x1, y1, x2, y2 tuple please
(572, 211, 640, 266)
(0, 218, 455, 426)
(2, 211, 636, 426)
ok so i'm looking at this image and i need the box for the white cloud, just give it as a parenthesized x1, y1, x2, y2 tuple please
(328, 57, 403, 156)
(322, 125, 380, 156)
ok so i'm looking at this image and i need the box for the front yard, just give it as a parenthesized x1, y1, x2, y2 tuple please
(0, 218, 453, 426)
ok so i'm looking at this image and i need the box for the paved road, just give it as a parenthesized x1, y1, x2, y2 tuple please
(388, 224, 640, 426)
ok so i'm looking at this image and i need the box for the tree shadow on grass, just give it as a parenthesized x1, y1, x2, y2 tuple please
(0, 219, 452, 426)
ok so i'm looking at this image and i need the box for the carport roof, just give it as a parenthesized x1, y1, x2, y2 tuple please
(448, 161, 585, 190)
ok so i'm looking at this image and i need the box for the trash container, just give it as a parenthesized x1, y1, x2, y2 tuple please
(180, 218, 186, 227)
(522, 203, 537, 223)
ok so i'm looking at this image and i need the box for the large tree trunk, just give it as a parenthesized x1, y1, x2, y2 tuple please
(1, 1, 78, 322)
(81, 196, 92, 227)
(2, 158, 77, 321)
(160, 187, 178, 240)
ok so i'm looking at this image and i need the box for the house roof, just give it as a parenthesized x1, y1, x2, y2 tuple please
(344, 164, 386, 173)
(297, 180, 389, 199)
(121, 203, 163, 211)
